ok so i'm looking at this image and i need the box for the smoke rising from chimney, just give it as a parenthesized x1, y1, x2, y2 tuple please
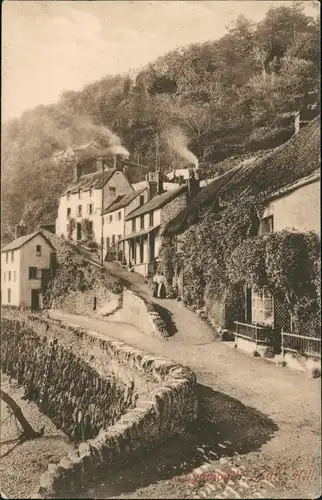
(76, 117, 129, 156)
(165, 127, 198, 168)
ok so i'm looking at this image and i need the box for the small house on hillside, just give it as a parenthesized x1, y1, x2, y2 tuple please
(1, 231, 56, 309)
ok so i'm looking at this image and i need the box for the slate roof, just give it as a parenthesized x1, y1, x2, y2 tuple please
(63, 169, 117, 195)
(103, 187, 146, 215)
(125, 185, 187, 221)
(163, 116, 320, 236)
(1, 231, 55, 253)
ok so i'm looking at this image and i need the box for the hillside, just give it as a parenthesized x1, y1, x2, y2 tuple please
(2, 3, 320, 233)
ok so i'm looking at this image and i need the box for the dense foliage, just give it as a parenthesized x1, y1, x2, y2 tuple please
(2, 3, 320, 233)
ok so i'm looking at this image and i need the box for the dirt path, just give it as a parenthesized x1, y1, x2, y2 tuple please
(49, 310, 321, 499)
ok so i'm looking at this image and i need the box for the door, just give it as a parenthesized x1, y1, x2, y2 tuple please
(77, 223, 82, 241)
(31, 289, 41, 311)
(149, 233, 155, 261)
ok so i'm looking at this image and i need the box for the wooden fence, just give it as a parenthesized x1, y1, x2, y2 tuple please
(281, 331, 321, 359)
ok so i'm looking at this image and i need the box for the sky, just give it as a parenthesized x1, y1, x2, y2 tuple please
(2, 0, 319, 122)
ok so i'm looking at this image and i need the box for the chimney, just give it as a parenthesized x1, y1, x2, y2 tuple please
(294, 111, 300, 135)
(146, 172, 158, 200)
(187, 169, 200, 199)
(15, 220, 27, 239)
(96, 157, 103, 171)
(123, 164, 129, 179)
(156, 169, 163, 195)
(74, 162, 82, 181)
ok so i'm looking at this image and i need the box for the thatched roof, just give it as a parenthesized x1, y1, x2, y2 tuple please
(163, 116, 320, 236)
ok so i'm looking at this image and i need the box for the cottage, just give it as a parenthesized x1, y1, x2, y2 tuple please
(1, 230, 56, 309)
(55, 156, 133, 247)
(103, 187, 148, 261)
(121, 170, 200, 276)
(163, 115, 320, 335)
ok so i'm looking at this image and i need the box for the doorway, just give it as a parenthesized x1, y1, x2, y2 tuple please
(77, 223, 82, 241)
(31, 289, 41, 311)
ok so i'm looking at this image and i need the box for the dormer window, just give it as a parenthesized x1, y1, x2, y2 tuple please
(139, 195, 145, 206)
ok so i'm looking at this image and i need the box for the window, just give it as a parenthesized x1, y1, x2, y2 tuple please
(89, 187, 93, 197)
(109, 214, 113, 223)
(112, 235, 116, 246)
(117, 211, 122, 221)
(29, 267, 37, 280)
(3, 272, 6, 282)
(89, 221, 93, 232)
(8, 271, 11, 282)
(106, 237, 110, 249)
(132, 219, 136, 232)
(251, 288, 274, 327)
(87, 203, 93, 215)
(260, 216, 274, 235)
(78, 189, 82, 199)
(140, 215, 144, 230)
(149, 212, 154, 227)
(139, 195, 145, 206)
(7, 288, 11, 304)
(109, 186, 116, 195)
(5, 252, 8, 263)
(14, 271, 16, 282)
(118, 234, 122, 241)
(67, 207, 71, 218)
(36, 245, 42, 256)
(78, 205, 82, 217)
(67, 191, 71, 200)
(140, 240, 144, 263)
(11, 251, 14, 262)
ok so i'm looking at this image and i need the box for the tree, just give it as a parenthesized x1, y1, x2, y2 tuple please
(0, 389, 42, 439)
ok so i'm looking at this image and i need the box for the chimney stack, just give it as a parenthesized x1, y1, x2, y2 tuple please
(15, 220, 27, 239)
(156, 169, 163, 195)
(146, 172, 158, 200)
(187, 169, 200, 199)
(96, 157, 103, 171)
(74, 163, 82, 182)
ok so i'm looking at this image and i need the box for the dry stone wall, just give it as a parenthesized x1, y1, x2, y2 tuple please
(0, 309, 198, 499)
(1, 317, 136, 442)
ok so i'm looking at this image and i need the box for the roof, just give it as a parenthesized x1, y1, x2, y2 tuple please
(163, 116, 320, 236)
(125, 185, 187, 220)
(119, 225, 161, 242)
(1, 231, 56, 253)
(104, 187, 146, 214)
(162, 168, 239, 236)
(63, 169, 117, 195)
(266, 169, 320, 202)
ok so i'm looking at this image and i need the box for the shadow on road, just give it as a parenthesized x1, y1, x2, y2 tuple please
(76, 384, 278, 498)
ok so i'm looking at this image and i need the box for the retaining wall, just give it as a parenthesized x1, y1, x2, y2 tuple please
(0, 310, 197, 499)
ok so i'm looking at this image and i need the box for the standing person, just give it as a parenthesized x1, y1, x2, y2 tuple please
(152, 273, 158, 298)
(158, 272, 166, 299)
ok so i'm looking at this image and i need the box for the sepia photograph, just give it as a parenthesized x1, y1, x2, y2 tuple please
(1, 1, 321, 499)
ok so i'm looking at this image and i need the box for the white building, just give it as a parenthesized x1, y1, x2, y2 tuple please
(55, 159, 133, 249)
(103, 186, 148, 259)
(1, 231, 56, 309)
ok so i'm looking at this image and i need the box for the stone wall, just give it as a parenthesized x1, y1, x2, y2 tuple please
(53, 283, 116, 316)
(0, 309, 198, 499)
(107, 289, 169, 338)
(1, 317, 137, 442)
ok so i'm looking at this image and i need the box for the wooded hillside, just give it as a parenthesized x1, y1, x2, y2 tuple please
(2, 3, 320, 233)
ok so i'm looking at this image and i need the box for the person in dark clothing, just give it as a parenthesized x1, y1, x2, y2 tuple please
(152, 274, 158, 298)
(158, 273, 166, 299)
